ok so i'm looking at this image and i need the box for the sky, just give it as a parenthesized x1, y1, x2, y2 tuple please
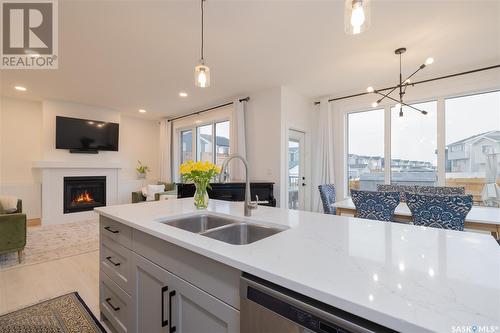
(349, 90, 500, 164)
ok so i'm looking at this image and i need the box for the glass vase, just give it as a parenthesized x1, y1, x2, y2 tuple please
(193, 182, 209, 209)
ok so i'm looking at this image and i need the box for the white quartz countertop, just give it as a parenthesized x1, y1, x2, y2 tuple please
(95, 199, 500, 333)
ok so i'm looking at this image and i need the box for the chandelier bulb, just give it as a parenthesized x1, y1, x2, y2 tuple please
(366, 86, 374, 93)
(371, 101, 378, 108)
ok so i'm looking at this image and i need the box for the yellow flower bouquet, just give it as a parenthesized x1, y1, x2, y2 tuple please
(180, 160, 221, 209)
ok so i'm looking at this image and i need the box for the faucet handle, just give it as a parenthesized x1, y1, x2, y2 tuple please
(249, 195, 259, 209)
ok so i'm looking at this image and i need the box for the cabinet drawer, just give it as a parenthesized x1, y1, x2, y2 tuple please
(101, 237, 131, 295)
(101, 272, 131, 333)
(100, 216, 132, 248)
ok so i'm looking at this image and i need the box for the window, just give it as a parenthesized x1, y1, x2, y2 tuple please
(196, 124, 213, 162)
(451, 144, 463, 152)
(391, 101, 437, 186)
(180, 130, 193, 164)
(179, 120, 230, 168)
(215, 121, 230, 166)
(347, 109, 385, 192)
(445, 91, 500, 206)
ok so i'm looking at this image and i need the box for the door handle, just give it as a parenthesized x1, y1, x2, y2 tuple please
(105, 298, 120, 311)
(161, 286, 169, 327)
(169, 290, 176, 332)
(104, 226, 119, 234)
(105, 256, 120, 266)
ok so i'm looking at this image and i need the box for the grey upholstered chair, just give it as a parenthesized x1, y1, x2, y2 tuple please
(406, 193, 473, 231)
(350, 189, 400, 222)
(318, 184, 336, 214)
(376, 184, 416, 202)
(414, 185, 465, 196)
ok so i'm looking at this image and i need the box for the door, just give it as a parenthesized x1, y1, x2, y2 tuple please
(131, 253, 171, 333)
(288, 130, 306, 210)
(131, 252, 239, 333)
(169, 268, 239, 333)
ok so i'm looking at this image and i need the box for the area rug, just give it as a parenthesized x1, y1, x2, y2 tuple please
(0, 219, 98, 270)
(0, 292, 106, 333)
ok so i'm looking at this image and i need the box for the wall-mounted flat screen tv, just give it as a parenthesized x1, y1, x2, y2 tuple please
(56, 116, 119, 152)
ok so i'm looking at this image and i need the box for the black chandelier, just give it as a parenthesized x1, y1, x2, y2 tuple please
(367, 47, 434, 117)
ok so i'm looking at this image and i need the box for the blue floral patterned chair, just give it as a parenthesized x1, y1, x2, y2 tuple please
(415, 185, 465, 196)
(377, 184, 417, 203)
(350, 190, 400, 222)
(406, 193, 473, 231)
(318, 184, 336, 214)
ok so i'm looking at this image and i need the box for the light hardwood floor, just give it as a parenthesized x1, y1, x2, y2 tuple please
(0, 250, 99, 316)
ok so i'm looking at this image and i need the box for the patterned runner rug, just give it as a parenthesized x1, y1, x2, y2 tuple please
(0, 292, 106, 333)
(0, 219, 98, 270)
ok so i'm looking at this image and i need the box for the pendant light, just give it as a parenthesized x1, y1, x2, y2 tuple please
(195, 0, 210, 88)
(344, 0, 371, 35)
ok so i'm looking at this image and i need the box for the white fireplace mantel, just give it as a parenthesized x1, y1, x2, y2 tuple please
(34, 162, 121, 225)
(33, 161, 125, 169)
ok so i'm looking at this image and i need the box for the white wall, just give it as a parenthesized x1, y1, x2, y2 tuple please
(0, 97, 43, 218)
(245, 87, 284, 206)
(0, 97, 161, 218)
(324, 68, 500, 200)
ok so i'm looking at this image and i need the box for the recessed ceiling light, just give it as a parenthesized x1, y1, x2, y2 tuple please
(179, 92, 188, 97)
(138, 109, 146, 113)
(15, 86, 27, 91)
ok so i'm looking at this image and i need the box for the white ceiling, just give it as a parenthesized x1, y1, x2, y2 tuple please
(1, 0, 499, 119)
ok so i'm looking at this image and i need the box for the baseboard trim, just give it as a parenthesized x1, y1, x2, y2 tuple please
(27, 218, 41, 227)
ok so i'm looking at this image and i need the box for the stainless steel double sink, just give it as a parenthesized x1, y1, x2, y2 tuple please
(162, 214, 286, 245)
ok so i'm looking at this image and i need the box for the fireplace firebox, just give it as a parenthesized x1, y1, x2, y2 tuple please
(63, 176, 106, 214)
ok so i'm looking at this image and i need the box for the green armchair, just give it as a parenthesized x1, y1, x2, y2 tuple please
(0, 199, 26, 263)
(132, 182, 177, 203)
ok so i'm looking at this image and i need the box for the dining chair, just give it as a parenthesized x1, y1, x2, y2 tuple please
(414, 185, 465, 196)
(376, 184, 416, 202)
(350, 189, 400, 222)
(406, 193, 473, 231)
(318, 184, 336, 215)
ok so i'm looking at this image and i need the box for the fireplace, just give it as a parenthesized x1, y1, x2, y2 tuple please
(63, 176, 106, 214)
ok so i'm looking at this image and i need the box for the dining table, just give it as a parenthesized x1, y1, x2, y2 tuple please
(333, 198, 500, 239)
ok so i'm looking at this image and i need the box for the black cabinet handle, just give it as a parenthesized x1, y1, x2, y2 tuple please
(105, 298, 120, 311)
(169, 290, 176, 333)
(105, 256, 120, 266)
(161, 286, 169, 327)
(302, 183, 306, 186)
(104, 226, 119, 234)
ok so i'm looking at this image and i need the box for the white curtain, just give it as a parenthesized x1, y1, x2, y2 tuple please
(159, 119, 172, 182)
(229, 99, 247, 180)
(311, 98, 335, 212)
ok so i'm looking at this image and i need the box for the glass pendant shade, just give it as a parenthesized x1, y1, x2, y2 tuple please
(195, 62, 210, 88)
(344, 0, 371, 35)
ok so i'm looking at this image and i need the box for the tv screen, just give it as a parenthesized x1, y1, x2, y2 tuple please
(56, 116, 119, 151)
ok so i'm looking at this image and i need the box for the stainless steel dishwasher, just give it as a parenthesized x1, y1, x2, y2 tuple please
(240, 273, 397, 333)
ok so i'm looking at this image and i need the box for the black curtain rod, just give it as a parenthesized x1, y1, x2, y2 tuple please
(167, 96, 250, 122)
(314, 64, 500, 105)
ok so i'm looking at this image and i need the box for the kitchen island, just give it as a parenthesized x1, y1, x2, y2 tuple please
(95, 198, 500, 333)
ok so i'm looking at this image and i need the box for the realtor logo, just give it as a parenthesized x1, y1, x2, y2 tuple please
(1, 0, 58, 69)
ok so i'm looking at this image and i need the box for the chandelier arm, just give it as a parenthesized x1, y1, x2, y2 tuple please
(374, 85, 399, 103)
(376, 93, 427, 114)
(402, 66, 425, 85)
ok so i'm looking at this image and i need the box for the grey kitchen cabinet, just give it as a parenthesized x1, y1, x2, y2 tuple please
(131, 251, 239, 333)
